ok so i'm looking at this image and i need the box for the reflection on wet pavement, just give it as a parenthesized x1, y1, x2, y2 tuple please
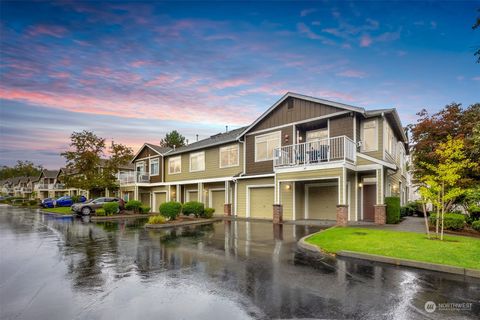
(0, 207, 478, 319)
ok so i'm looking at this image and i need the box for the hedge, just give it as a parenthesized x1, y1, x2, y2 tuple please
(385, 196, 400, 224)
(125, 200, 142, 213)
(472, 220, 480, 232)
(148, 215, 166, 224)
(429, 213, 466, 230)
(103, 202, 119, 215)
(159, 201, 182, 220)
(204, 207, 215, 218)
(139, 206, 151, 214)
(182, 201, 204, 217)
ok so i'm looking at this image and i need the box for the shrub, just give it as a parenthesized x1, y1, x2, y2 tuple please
(71, 195, 80, 203)
(472, 220, 480, 232)
(139, 206, 151, 214)
(429, 213, 466, 230)
(468, 205, 480, 222)
(95, 208, 106, 216)
(103, 202, 119, 215)
(29, 199, 38, 206)
(204, 207, 215, 219)
(385, 197, 400, 224)
(159, 201, 182, 220)
(182, 201, 205, 217)
(125, 200, 142, 213)
(148, 215, 166, 224)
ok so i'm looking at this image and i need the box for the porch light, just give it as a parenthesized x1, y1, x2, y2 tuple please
(285, 184, 291, 190)
(358, 183, 363, 188)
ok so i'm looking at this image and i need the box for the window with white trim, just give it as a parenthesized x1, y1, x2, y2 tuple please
(150, 158, 159, 176)
(385, 122, 397, 157)
(189, 152, 205, 172)
(361, 119, 377, 151)
(220, 144, 239, 168)
(168, 156, 181, 174)
(255, 131, 281, 162)
(136, 161, 146, 173)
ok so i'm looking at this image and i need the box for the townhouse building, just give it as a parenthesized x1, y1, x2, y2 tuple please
(119, 92, 409, 224)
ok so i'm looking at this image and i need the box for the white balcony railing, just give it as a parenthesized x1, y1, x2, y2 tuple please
(117, 171, 149, 185)
(22, 187, 32, 192)
(53, 183, 65, 190)
(274, 136, 356, 168)
(37, 183, 49, 190)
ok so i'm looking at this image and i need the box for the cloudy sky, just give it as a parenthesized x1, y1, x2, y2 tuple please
(1, 1, 479, 168)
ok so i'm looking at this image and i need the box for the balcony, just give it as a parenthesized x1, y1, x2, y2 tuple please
(36, 183, 49, 190)
(117, 172, 150, 185)
(22, 187, 32, 193)
(274, 136, 356, 168)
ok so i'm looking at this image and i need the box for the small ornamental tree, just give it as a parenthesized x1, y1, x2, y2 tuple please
(419, 137, 476, 240)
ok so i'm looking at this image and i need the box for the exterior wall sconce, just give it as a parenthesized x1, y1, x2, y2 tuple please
(284, 134, 289, 143)
(358, 183, 363, 188)
(285, 184, 291, 190)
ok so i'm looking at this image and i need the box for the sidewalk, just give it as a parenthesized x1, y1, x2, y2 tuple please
(359, 216, 427, 233)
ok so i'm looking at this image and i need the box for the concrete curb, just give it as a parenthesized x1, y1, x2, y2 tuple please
(337, 250, 480, 278)
(91, 213, 157, 221)
(297, 229, 480, 279)
(145, 218, 221, 229)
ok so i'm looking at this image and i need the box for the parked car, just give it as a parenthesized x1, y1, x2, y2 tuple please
(71, 197, 125, 215)
(41, 198, 55, 208)
(54, 195, 87, 207)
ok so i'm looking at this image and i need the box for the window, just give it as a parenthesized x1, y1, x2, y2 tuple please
(190, 152, 205, 172)
(220, 144, 239, 168)
(361, 119, 377, 151)
(136, 161, 146, 173)
(255, 131, 281, 162)
(385, 122, 397, 157)
(306, 128, 328, 142)
(168, 156, 181, 174)
(150, 158, 159, 176)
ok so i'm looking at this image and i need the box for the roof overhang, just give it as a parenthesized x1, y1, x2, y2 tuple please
(131, 143, 166, 163)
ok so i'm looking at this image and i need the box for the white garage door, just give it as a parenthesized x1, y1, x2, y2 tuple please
(249, 187, 274, 219)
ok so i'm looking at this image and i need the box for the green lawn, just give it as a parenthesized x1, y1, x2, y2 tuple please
(306, 227, 480, 270)
(42, 207, 74, 215)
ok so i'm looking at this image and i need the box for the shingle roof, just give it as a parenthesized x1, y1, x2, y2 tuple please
(145, 143, 172, 155)
(167, 127, 247, 156)
(43, 169, 60, 179)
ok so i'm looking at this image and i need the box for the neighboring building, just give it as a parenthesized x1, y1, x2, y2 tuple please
(119, 92, 409, 223)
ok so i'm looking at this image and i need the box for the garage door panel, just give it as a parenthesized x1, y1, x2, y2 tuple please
(308, 186, 338, 220)
(187, 191, 198, 202)
(249, 187, 274, 219)
(140, 193, 151, 207)
(210, 190, 225, 215)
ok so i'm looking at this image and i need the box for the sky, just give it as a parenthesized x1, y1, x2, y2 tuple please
(0, 1, 479, 169)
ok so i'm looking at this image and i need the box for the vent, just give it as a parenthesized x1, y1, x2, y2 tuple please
(287, 98, 294, 110)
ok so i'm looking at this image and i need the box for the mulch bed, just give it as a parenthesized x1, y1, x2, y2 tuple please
(90, 210, 157, 220)
(428, 227, 480, 239)
(145, 216, 221, 229)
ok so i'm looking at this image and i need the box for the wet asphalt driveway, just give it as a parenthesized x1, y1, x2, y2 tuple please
(0, 206, 479, 319)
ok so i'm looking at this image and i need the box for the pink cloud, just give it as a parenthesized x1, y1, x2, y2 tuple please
(27, 25, 67, 38)
(336, 69, 368, 79)
(360, 34, 372, 47)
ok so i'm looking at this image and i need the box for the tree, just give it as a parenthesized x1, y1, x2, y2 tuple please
(0, 161, 43, 179)
(409, 102, 480, 188)
(419, 137, 476, 240)
(473, 8, 480, 63)
(61, 131, 133, 193)
(159, 130, 186, 148)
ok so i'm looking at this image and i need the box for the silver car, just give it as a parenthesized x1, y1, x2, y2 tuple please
(71, 197, 124, 215)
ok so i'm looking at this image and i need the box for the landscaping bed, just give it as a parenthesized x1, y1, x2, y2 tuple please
(41, 207, 73, 215)
(145, 215, 221, 229)
(305, 227, 480, 270)
(90, 211, 156, 220)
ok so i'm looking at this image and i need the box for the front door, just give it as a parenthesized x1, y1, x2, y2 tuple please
(363, 184, 376, 221)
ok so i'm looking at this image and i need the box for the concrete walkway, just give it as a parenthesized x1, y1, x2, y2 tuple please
(357, 216, 427, 233)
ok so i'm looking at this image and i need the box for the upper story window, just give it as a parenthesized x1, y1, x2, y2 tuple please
(136, 161, 146, 173)
(255, 131, 281, 162)
(168, 156, 181, 174)
(220, 144, 239, 168)
(385, 122, 397, 157)
(150, 158, 159, 176)
(190, 152, 205, 172)
(361, 119, 377, 152)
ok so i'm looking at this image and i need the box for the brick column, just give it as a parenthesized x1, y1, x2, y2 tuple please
(336, 205, 348, 226)
(374, 204, 387, 225)
(224, 203, 232, 216)
(273, 204, 283, 224)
